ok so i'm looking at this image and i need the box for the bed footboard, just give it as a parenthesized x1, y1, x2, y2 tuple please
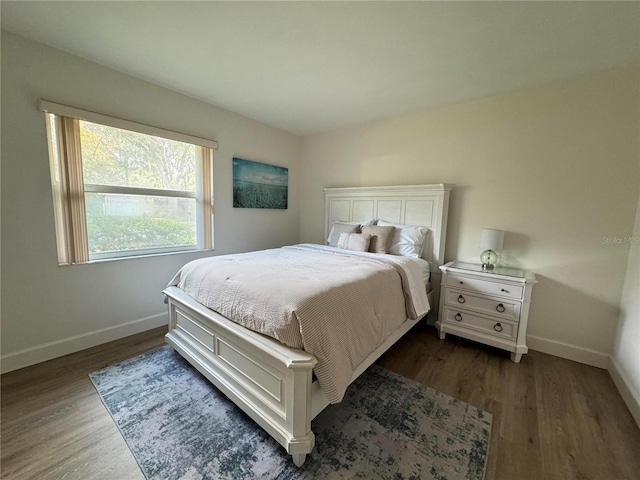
(163, 286, 317, 466)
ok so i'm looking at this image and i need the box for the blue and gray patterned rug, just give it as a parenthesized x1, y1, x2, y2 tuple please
(90, 345, 492, 480)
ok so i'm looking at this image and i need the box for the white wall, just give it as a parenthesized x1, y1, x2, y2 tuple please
(300, 63, 640, 367)
(610, 192, 640, 426)
(0, 31, 301, 372)
(2, 29, 639, 388)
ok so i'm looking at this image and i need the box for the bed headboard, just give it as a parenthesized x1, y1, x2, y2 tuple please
(324, 184, 453, 273)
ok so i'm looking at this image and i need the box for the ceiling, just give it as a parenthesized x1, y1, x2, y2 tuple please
(2, 1, 638, 136)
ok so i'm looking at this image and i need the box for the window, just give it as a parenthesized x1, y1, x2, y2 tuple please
(42, 100, 216, 264)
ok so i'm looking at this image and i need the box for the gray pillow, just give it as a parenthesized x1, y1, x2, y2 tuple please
(327, 222, 360, 247)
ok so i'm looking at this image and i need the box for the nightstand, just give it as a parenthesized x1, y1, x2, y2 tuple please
(436, 261, 536, 363)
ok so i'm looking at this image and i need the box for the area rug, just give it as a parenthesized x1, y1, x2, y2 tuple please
(90, 345, 492, 480)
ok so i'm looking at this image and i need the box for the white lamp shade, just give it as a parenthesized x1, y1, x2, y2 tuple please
(479, 229, 505, 251)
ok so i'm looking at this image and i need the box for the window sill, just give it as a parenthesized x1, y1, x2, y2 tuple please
(58, 248, 214, 266)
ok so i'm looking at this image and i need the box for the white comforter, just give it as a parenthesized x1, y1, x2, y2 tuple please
(169, 244, 430, 403)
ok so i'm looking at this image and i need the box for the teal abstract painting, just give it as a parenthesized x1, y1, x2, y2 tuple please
(233, 158, 288, 209)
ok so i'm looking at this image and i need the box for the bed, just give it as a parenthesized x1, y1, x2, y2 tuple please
(163, 184, 453, 466)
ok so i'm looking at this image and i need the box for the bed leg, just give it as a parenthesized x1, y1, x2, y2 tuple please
(292, 453, 306, 467)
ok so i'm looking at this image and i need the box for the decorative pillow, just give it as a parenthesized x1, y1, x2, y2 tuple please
(336, 232, 372, 252)
(361, 225, 395, 254)
(327, 222, 360, 247)
(377, 220, 429, 258)
(327, 218, 376, 247)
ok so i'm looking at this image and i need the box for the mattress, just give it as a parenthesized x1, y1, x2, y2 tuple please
(168, 244, 430, 402)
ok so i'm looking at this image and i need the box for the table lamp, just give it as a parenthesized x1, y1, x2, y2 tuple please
(479, 229, 504, 270)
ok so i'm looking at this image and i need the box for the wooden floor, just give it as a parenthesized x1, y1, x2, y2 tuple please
(2, 323, 639, 480)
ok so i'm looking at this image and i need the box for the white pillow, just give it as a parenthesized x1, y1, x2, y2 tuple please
(356, 218, 376, 226)
(376, 220, 429, 258)
(326, 219, 375, 246)
(336, 232, 372, 252)
(327, 222, 360, 247)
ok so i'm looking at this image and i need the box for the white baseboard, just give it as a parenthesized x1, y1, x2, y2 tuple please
(524, 336, 640, 427)
(607, 356, 640, 428)
(526, 334, 609, 369)
(0, 313, 167, 374)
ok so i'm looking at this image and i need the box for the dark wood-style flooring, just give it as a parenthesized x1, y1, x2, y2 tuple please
(2, 323, 639, 479)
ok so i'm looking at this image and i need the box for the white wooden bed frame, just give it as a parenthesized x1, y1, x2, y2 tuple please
(164, 184, 452, 466)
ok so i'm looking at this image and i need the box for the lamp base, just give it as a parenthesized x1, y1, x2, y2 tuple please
(480, 249, 498, 270)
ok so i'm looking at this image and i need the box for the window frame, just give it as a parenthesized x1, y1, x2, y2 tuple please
(41, 100, 217, 265)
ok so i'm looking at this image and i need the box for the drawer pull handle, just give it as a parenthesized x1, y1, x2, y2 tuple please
(501, 288, 509, 293)
(457, 295, 466, 304)
(459, 281, 464, 285)
(454, 313, 463, 322)
(496, 303, 505, 313)
(494, 322, 503, 332)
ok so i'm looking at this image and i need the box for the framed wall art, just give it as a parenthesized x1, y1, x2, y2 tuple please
(232, 158, 288, 209)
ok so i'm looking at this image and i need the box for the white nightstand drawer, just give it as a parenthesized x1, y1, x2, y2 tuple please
(445, 289, 520, 321)
(443, 307, 517, 340)
(446, 274, 524, 300)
